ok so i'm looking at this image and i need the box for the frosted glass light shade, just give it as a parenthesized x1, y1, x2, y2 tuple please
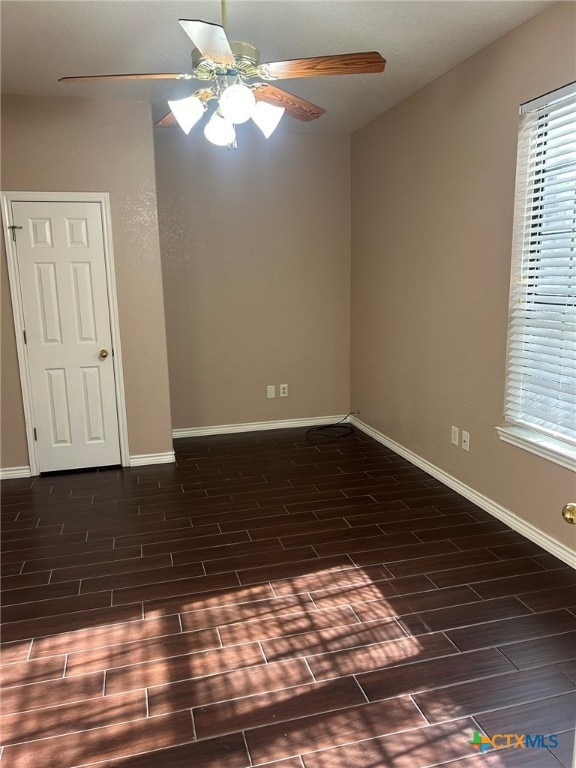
(251, 101, 285, 138)
(219, 83, 256, 124)
(204, 113, 236, 146)
(167, 95, 205, 134)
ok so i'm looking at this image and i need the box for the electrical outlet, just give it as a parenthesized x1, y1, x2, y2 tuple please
(267, 385, 276, 399)
(461, 430, 470, 452)
(451, 426, 459, 446)
(279, 384, 288, 397)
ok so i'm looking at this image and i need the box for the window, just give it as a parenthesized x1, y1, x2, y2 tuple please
(498, 82, 576, 471)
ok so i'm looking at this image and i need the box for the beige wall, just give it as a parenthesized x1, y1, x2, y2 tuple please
(155, 130, 351, 428)
(1, 237, 29, 466)
(351, 3, 576, 550)
(1, 94, 173, 466)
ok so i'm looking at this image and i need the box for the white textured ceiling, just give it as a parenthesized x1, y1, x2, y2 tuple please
(1, 0, 553, 134)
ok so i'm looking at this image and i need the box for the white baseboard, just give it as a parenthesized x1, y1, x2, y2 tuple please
(129, 451, 175, 467)
(0, 466, 32, 479)
(173, 415, 347, 439)
(351, 416, 576, 569)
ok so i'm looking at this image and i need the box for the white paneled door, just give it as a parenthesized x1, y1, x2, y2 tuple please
(12, 201, 121, 472)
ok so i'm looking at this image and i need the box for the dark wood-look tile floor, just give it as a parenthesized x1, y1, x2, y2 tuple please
(1, 428, 575, 768)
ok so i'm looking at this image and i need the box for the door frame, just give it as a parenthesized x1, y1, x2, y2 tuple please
(1, 191, 129, 475)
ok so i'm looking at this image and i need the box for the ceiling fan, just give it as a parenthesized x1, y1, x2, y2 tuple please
(59, 1, 386, 147)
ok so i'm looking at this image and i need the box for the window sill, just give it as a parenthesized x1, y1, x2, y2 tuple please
(496, 425, 576, 472)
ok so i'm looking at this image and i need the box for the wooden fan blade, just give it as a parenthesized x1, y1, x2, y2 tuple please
(155, 112, 177, 127)
(254, 83, 325, 122)
(59, 73, 191, 82)
(179, 19, 235, 66)
(261, 51, 385, 79)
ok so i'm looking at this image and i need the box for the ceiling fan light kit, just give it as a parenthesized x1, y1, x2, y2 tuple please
(251, 101, 285, 139)
(59, 7, 386, 150)
(204, 112, 237, 146)
(167, 94, 206, 134)
(219, 83, 256, 124)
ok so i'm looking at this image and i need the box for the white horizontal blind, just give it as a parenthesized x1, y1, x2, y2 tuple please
(505, 83, 576, 446)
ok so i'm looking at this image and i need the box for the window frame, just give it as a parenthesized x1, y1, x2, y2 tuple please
(498, 82, 576, 472)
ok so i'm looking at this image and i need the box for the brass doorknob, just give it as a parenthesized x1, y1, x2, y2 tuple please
(99, 349, 109, 359)
(562, 504, 576, 524)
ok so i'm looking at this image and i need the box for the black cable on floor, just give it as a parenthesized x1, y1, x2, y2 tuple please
(306, 412, 356, 441)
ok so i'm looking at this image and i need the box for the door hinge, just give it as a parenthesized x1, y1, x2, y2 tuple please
(23, 329, 27, 345)
(8, 225, 23, 242)
(33, 428, 37, 441)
